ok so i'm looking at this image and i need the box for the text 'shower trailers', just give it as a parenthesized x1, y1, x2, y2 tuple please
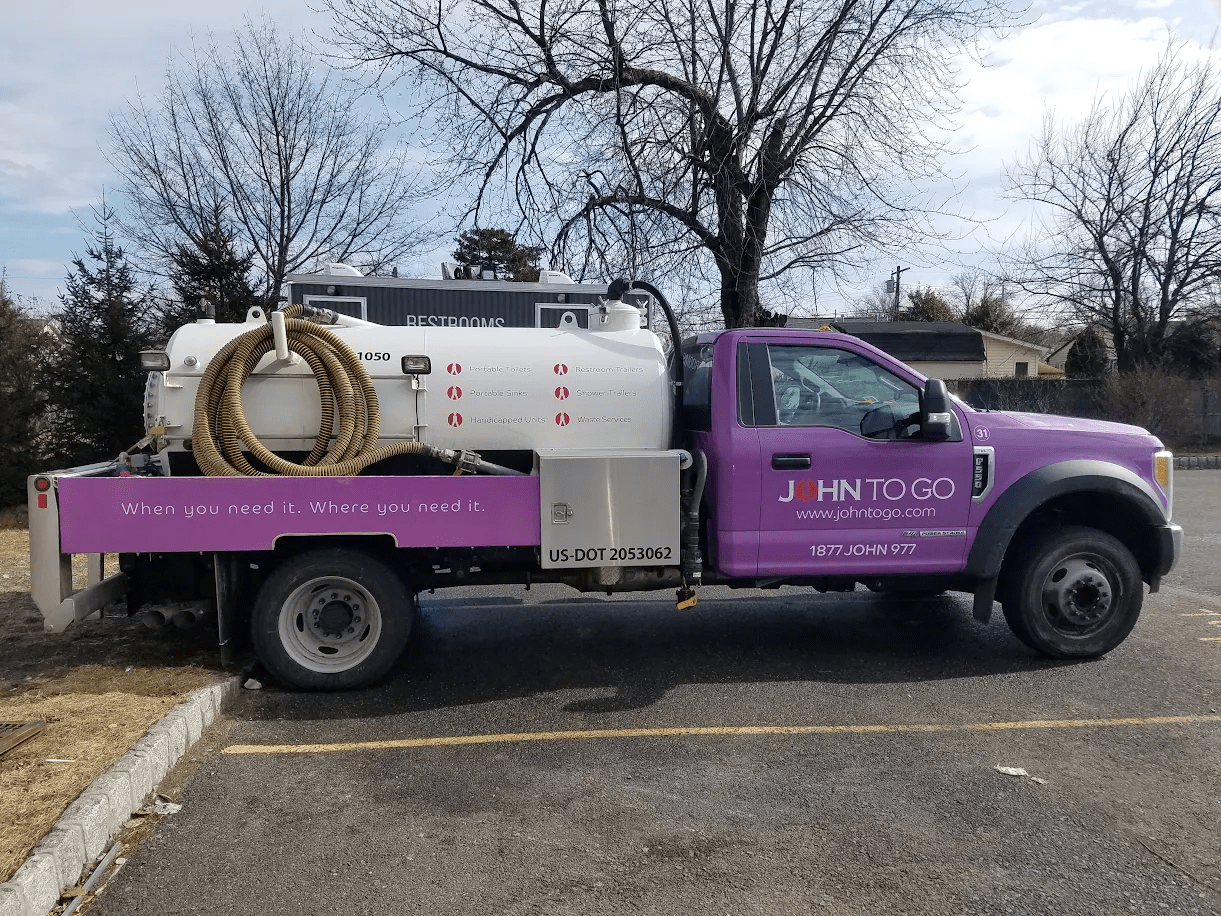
(29, 279, 1182, 689)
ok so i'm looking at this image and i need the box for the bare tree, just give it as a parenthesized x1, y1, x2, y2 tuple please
(108, 18, 426, 301)
(325, 0, 1016, 327)
(950, 268, 1032, 337)
(850, 284, 898, 321)
(1007, 42, 1221, 371)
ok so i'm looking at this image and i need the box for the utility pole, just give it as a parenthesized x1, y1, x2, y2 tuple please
(884, 265, 909, 319)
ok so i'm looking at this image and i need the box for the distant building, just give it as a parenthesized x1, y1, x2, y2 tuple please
(17, 315, 61, 341)
(282, 265, 652, 330)
(1046, 328, 1118, 374)
(978, 329, 1057, 378)
(787, 318, 1056, 379)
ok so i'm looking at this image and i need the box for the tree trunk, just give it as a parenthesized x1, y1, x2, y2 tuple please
(719, 256, 762, 328)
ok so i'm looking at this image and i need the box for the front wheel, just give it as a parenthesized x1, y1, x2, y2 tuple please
(1001, 526, 1142, 658)
(251, 548, 413, 690)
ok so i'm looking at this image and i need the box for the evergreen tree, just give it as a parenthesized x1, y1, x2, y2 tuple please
(1160, 321, 1219, 378)
(0, 275, 48, 506)
(961, 291, 1024, 337)
(896, 287, 957, 322)
(1065, 326, 1110, 378)
(155, 219, 262, 340)
(43, 202, 155, 467)
(452, 228, 542, 281)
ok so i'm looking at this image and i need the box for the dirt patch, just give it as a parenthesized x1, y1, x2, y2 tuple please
(0, 527, 229, 883)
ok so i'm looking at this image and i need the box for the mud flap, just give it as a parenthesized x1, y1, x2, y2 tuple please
(973, 578, 997, 624)
(215, 552, 241, 666)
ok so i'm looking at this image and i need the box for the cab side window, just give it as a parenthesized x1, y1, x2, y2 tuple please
(765, 345, 921, 437)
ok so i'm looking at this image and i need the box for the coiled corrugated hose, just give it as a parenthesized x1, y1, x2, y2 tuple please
(191, 307, 520, 477)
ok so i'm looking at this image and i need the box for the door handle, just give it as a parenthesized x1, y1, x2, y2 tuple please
(771, 453, 811, 470)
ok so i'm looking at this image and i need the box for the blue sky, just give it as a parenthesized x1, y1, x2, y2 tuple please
(2, 0, 1219, 314)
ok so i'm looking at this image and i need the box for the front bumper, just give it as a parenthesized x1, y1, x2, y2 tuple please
(1151, 523, 1184, 584)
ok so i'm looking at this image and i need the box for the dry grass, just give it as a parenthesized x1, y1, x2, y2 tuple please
(0, 674, 216, 883)
(0, 525, 227, 883)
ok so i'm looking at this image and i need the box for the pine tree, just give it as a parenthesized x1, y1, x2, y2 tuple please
(1065, 327, 1110, 379)
(452, 228, 542, 281)
(155, 219, 262, 340)
(0, 275, 48, 505)
(43, 202, 156, 467)
(896, 287, 957, 322)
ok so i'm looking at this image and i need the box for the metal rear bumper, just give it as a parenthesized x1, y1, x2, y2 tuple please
(28, 463, 129, 633)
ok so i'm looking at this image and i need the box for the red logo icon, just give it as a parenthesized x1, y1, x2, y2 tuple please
(447, 362, 462, 375)
(553, 363, 568, 375)
(555, 412, 570, 427)
(554, 386, 569, 399)
(447, 413, 463, 427)
(447, 386, 462, 399)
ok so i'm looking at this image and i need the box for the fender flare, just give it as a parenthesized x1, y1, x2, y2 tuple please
(965, 459, 1168, 582)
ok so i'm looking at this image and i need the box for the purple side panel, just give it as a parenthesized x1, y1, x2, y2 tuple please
(705, 333, 763, 576)
(58, 475, 541, 554)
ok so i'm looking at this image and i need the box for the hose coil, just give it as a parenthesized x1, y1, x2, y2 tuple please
(192, 307, 425, 476)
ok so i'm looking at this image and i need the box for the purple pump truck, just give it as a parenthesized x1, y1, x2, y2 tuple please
(29, 303, 1181, 690)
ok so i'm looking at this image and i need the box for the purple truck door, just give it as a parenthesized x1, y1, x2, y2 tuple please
(744, 339, 973, 576)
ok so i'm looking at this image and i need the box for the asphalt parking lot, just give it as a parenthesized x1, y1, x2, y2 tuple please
(90, 472, 1221, 916)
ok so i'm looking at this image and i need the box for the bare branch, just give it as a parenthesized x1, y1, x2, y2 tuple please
(325, 0, 1016, 326)
(108, 17, 429, 300)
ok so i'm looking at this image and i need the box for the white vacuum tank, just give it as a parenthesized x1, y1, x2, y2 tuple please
(147, 303, 673, 458)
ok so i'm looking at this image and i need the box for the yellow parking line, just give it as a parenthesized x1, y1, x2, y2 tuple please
(221, 714, 1221, 756)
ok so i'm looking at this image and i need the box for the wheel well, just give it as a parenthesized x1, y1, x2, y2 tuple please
(268, 535, 426, 592)
(272, 534, 398, 561)
(1000, 491, 1161, 589)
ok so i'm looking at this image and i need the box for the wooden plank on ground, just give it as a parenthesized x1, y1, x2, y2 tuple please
(0, 721, 45, 758)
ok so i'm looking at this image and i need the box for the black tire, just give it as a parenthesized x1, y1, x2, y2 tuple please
(251, 547, 413, 690)
(1000, 526, 1142, 658)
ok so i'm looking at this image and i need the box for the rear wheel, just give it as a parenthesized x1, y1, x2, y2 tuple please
(251, 548, 413, 690)
(1001, 526, 1142, 658)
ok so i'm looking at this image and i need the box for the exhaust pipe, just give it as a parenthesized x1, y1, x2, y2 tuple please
(171, 604, 207, 629)
(142, 600, 214, 630)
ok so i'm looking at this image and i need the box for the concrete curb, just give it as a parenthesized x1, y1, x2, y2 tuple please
(1174, 455, 1220, 469)
(0, 677, 242, 916)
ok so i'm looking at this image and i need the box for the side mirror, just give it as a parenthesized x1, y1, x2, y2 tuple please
(920, 379, 953, 441)
(860, 403, 900, 439)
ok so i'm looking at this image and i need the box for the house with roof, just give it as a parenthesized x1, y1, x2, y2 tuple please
(786, 318, 1054, 379)
(977, 329, 1060, 377)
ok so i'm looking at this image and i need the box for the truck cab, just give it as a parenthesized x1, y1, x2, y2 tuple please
(684, 329, 1180, 658)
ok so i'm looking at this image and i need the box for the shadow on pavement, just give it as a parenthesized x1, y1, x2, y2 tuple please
(236, 588, 1080, 721)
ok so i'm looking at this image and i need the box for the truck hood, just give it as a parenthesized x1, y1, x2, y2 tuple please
(974, 410, 1162, 444)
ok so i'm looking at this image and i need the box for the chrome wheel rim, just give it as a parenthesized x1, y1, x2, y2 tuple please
(277, 576, 383, 673)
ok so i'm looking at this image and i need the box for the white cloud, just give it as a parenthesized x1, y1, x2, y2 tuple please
(0, 2, 332, 216)
(4, 1, 1221, 309)
(950, 17, 1185, 233)
(0, 2, 334, 301)
(818, 16, 1218, 315)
